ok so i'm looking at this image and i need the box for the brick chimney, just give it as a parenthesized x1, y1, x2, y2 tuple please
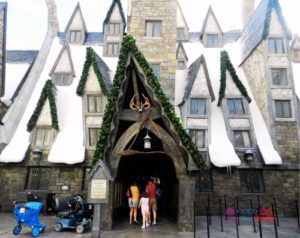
(242, 0, 255, 28)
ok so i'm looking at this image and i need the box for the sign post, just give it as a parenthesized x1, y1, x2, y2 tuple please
(87, 160, 113, 238)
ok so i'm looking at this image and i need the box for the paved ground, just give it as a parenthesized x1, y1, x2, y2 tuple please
(0, 213, 299, 237)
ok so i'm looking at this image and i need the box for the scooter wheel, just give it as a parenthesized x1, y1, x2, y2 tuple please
(13, 225, 22, 235)
(54, 223, 63, 232)
(76, 224, 85, 234)
(31, 227, 40, 237)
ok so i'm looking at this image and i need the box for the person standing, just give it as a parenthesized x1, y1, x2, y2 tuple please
(128, 182, 139, 224)
(138, 191, 150, 229)
(146, 178, 157, 225)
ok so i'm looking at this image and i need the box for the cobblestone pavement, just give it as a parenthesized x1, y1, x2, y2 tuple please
(0, 213, 299, 237)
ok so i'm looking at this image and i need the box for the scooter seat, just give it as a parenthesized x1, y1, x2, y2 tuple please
(57, 210, 75, 218)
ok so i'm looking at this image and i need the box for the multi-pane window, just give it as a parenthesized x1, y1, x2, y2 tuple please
(87, 95, 103, 113)
(227, 99, 244, 115)
(177, 28, 184, 41)
(33, 128, 52, 149)
(150, 64, 160, 79)
(88, 128, 100, 147)
(271, 68, 288, 86)
(145, 21, 161, 37)
(108, 23, 120, 35)
(189, 129, 205, 148)
(207, 34, 218, 46)
(53, 74, 72, 86)
(195, 170, 213, 192)
(70, 30, 81, 43)
(275, 100, 292, 118)
(190, 98, 207, 115)
(107, 43, 119, 56)
(268, 38, 285, 54)
(240, 170, 265, 193)
(233, 130, 251, 148)
(26, 167, 51, 190)
(177, 60, 186, 69)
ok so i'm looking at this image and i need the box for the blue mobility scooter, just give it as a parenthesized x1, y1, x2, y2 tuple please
(54, 195, 93, 234)
(13, 202, 46, 237)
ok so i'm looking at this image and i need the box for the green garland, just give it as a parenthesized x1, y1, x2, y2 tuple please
(217, 51, 251, 106)
(27, 80, 59, 132)
(76, 47, 109, 97)
(92, 35, 205, 169)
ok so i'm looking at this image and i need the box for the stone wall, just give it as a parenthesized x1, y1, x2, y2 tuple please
(128, 0, 177, 103)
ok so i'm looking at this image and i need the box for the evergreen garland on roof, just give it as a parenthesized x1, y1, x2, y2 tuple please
(27, 80, 59, 132)
(262, 0, 292, 40)
(103, 0, 126, 30)
(217, 51, 251, 106)
(92, 35, 205, 169)
(76, 47, 109, 97)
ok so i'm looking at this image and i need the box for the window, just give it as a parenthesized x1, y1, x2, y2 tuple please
(275, 100, 292, 118)
(189, 129, 205, 148)
(88, 128, 100, 147)
(195, 170, 213, 192)
(207, 34, 218, 46)
(26, 167, 51, 190)
(70, 30, 81, 43)
(240, 170, 265, 193)
(227, 99, 244, 115)
(271, 68, 288, 86)
(33, 128, 52, 149)
(268, 38, 285, 54)
(87, 95, 103, 113)
(150, 64, 160, 79)
(177, 28, 184, 41)
(145, 21, 161, 37)
(190, 98, 207, 115)
(107, 43, 119, 56)
(233, 130, 251, 148)
(177, 60, 186, 69)
(53, 74, 72, 86)
(108, 23, 120, 35)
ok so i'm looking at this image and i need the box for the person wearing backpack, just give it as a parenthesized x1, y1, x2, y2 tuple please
(128, 181, 139, 224)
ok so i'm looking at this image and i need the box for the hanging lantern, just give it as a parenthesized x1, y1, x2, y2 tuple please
(143, 131, 151, 149)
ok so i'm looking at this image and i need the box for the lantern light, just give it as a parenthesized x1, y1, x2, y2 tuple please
(143, 131, 151, 149)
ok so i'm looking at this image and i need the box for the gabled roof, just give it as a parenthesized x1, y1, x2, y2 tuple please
(291, 35, 300, 49)
(103, 0, 126, 31)
(179, 55, 215, 106)
(200, 6, 223, 40)
(64, 2, 87, 33)
(49, 44, 75, 77)
(217, 51, 251, 106)
(177, 1, 189, 30)
(240, 0, 292, 64)
(176, 41, 188, 61)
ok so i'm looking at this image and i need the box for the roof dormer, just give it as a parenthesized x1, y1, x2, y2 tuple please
(176, 41, 188, 70)
(65, 3, 87, 45)
(200, 6, 223, 48)
(176, 2, 189, 42)
(291, 35, 300, 63)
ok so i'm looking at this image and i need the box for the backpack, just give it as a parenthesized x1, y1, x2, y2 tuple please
(156, 186, 162, 199)
(126, 187, 132, 198)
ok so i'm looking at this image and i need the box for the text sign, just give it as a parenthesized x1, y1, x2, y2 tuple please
(90, 179, 107, 200)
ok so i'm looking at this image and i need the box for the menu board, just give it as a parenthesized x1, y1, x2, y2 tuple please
(90, 179, 107, 199)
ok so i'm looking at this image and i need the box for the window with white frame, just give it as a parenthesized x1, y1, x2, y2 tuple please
(88, 128, 100, 147)
(268, 38, 285, 54)
(32, 128, 53, 149)
(26, 167, 51, 190)
(227, 98, 245, 115)
(207, 34, 218, 46)
(275, 100, 292, 118)
(70, 30, 82, 43)
(271, 68, 288, 86)
(189, 129, 205, 148)
(150, 64, 160, 79)
(53, 74, 73, 86)
(108, 23, 120, 35)
(233, 130, 251, 148)
(190, 98, 207, 115)
(107, 43, 119, 56)
(87, 95, 103, 113)
(145, 21, 161, 37)
(177, 28, 185, 41)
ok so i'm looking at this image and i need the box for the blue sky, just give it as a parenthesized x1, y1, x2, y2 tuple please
(5, 0, 300, 50)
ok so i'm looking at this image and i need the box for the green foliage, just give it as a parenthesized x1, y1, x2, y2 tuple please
(76, 47, 109, 97)
(217, 51, 251, 106)
(92, 35, 205, 169)
(27, 80, 59, 132)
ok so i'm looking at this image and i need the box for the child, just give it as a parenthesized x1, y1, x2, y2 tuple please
(138, 191, 150, 229)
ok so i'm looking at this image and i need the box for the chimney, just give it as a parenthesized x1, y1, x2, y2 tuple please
(242, 0, 255, 28)
(45, 0, 59, 36)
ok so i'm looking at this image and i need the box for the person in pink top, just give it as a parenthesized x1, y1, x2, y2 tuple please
(145, 178, 157, 225)
(138, 191, 150, 229)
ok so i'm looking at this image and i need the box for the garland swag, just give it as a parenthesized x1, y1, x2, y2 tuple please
(92, 35, 205, 169)
(27, 80, 59, 132)
(217, 51, 251, 106)
(76, 47, 109, 97)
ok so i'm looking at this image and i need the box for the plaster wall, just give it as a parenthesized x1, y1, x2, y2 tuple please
(190, 65, 210, 97)
(36, 99, 52, 125)
(69, 11, 84, 30)
(54, 49, 72, 73)
(204, 13, 220, 33)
